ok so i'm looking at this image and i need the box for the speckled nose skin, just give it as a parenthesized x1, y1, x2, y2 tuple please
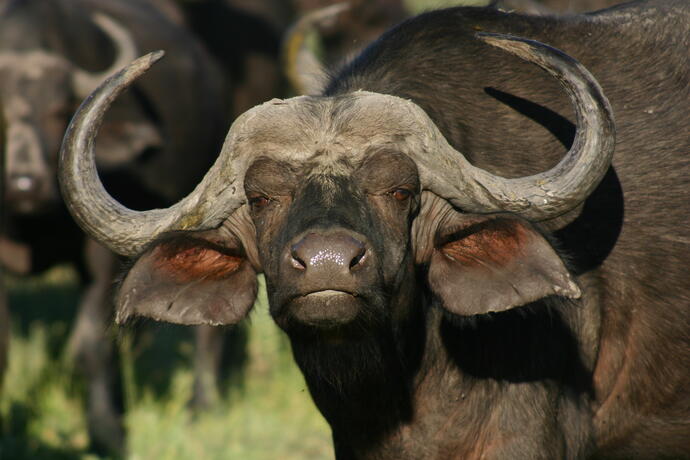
(282, 228, 375, 294)
(290, 231, 367, 275)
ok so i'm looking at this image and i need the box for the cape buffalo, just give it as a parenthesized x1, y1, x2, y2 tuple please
(60, 0, 689, 458)
(0, 0, 230, 453)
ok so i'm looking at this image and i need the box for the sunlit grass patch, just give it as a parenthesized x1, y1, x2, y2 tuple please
(126, 340, 332, 460)
(0, 319, 91, 459)
(124, 278, 332, 460)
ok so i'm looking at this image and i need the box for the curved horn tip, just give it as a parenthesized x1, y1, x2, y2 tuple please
(113, 50, 166, 85)
(135, 50, 166, 71)
(148, 49, 166, 61)
(283, 4, 350, 95)
(475, 32, 569, 63)
(310, 3, 351, 30)
(475, 31, 528, 47)
(323, 2, 351, 15)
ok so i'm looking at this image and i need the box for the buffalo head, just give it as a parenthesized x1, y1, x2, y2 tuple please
(1, 12, 160, 214)
(59, 34, 613, 380)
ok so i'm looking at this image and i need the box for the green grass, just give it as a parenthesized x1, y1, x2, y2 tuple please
(0, 268, 332, 459)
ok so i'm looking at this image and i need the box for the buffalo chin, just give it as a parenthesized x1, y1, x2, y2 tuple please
(288, 290, 361, 329)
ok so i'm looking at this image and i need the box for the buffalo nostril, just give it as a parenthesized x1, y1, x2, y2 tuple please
(349, 247, 366, 270)
(290, 247, 307, 270)
(12, 175, 36, 192)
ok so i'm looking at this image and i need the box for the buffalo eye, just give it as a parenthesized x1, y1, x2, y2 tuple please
(248, 193, 271, 210)
(391, 188, 412, 202)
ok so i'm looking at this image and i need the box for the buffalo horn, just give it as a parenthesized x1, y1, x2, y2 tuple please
(59, 52, 243, 257)
(283, 3, 350, 95)
(420, 33, 615, 221)
(72, 13, 138, 98)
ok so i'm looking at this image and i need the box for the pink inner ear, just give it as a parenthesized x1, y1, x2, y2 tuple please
(440, 220, 528, 268)
(154, 244, 243, 282)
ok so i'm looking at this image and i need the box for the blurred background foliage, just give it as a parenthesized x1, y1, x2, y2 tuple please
(1, 269, 332, 460)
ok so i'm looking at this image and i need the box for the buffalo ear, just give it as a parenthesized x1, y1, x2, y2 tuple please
(427, 215, 580, 316)
(116, 229, 257, 325)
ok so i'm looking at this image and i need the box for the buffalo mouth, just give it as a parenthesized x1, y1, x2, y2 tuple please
(287, 289, 362, 329)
